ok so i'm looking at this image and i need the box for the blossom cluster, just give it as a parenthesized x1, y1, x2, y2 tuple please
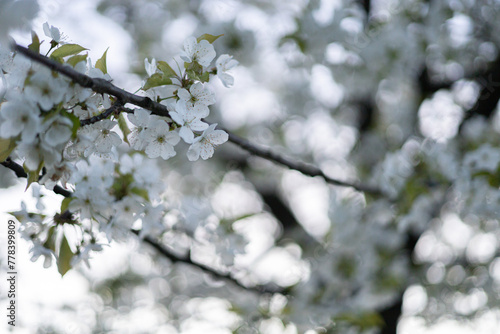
(0, 24, 238, 274)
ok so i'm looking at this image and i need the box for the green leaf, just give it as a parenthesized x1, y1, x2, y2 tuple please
(60, 110, 81, 138)
(66, 54, 88, 67)
(142, 72, 172, 90)
(118, 113, 131, 144)
(43, 226, 57, 252)
(24, 161, 43, 191)
(28, 31, 40, 53)
(157, 61, 177, 77)
(50, 44, 88, 59)
(130, 187, 149, 201)
(335, 312, 384, 331)
(60, 197, 73, 213)
(57, 235, 74, 276)
(199, 71, 210, 83)
(0, 138, 17, 162)
(26, 170, 39, 191)
(95, 48, 109, 74)
(197, 34, 223, 44)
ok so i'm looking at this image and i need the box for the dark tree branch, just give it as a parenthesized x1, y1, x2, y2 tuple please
(417, 66, 454, 97)
(1, 158, 281, 295)
(358, 0, 371, 17)
(13, 43, 380, 195)
(13, 44, 170, 117)
(1, 158, 72, 197)
(260, 190, 320, 248)
(133, 230, 282, 294)
(225, 131, 381, 194)
(80, 100, 126, 126)
(378, 232, 420, 334)
(459, 57, 500, 131)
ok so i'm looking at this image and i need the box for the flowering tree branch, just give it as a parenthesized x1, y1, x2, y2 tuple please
(1, 157, 281, 295)
(13, 43, 380, 195)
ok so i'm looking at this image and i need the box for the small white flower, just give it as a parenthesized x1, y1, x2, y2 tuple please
(0, 97, 41, 143)
(187, 123, 228, 161)
(41, 115, 73, 147)
(170, 101, 208, 143)
(113, 196, 143, 228)
(71, 242, 106, 268)
(80, 120, 121, 158)
(43, 22, 61, 43)
(464, 143, 500, 173)
(128, 108, 153, 150)
(180, 36, 216, 67)
(144, 57, 157, 77)
(17, 138, 61, 171)
(138, 204, 166, 238)
(39, 161, 75, 190)
(24, 69, 67, 110)
(143, 121, 180, 160)
(216, 54, 238, 87)
(177, 82, 215, 117)
(30, 243, 55, 268)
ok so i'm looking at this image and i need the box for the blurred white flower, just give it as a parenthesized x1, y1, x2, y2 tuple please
(180, 36, 216, 67)
(216, 54, 238, 87)
(0, 96, 41, 143)
(187, 123, 228, 161)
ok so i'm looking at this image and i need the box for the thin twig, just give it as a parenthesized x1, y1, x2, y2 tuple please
(225, 131, 381, 194)
(132, 230, 281, 294)
(1, 158, 280, 294)
(80, 100, 123, 126)
(13, 43, 380, 194)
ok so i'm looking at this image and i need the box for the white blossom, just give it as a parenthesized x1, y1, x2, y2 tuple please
(144, 57, 157, 77)
(24, 69, 67, 110)
(216, 54, 238, 87)
(187, 123, 228, 161)
(43, 22, 62, 43)
(170, 100, 208, 143)
(177, 82, 215, 117)
(180, 36, 216, 67)
(463, 143, 500, 173)
(0, 96, 41, 143)
(143, 121, 180, 159)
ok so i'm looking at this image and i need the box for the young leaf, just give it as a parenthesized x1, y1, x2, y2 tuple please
(28, 31, 40, 53)
(118, 113, 131, 144)
(130, 187, 149, 201)
(197, 34, 224, 44)
(57, 235, 74, 276)
(50, 44, 88, 58)
(157, 61, 177, 77)
(0, 138, 17, 162)
(67, 54, 88, 67)
(60, 197, 73, 213)
(43, 226, 57, 252)
(24, 161, 43, 191)
(95, 48, 109, 74)
(142, 73, 172, 90)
